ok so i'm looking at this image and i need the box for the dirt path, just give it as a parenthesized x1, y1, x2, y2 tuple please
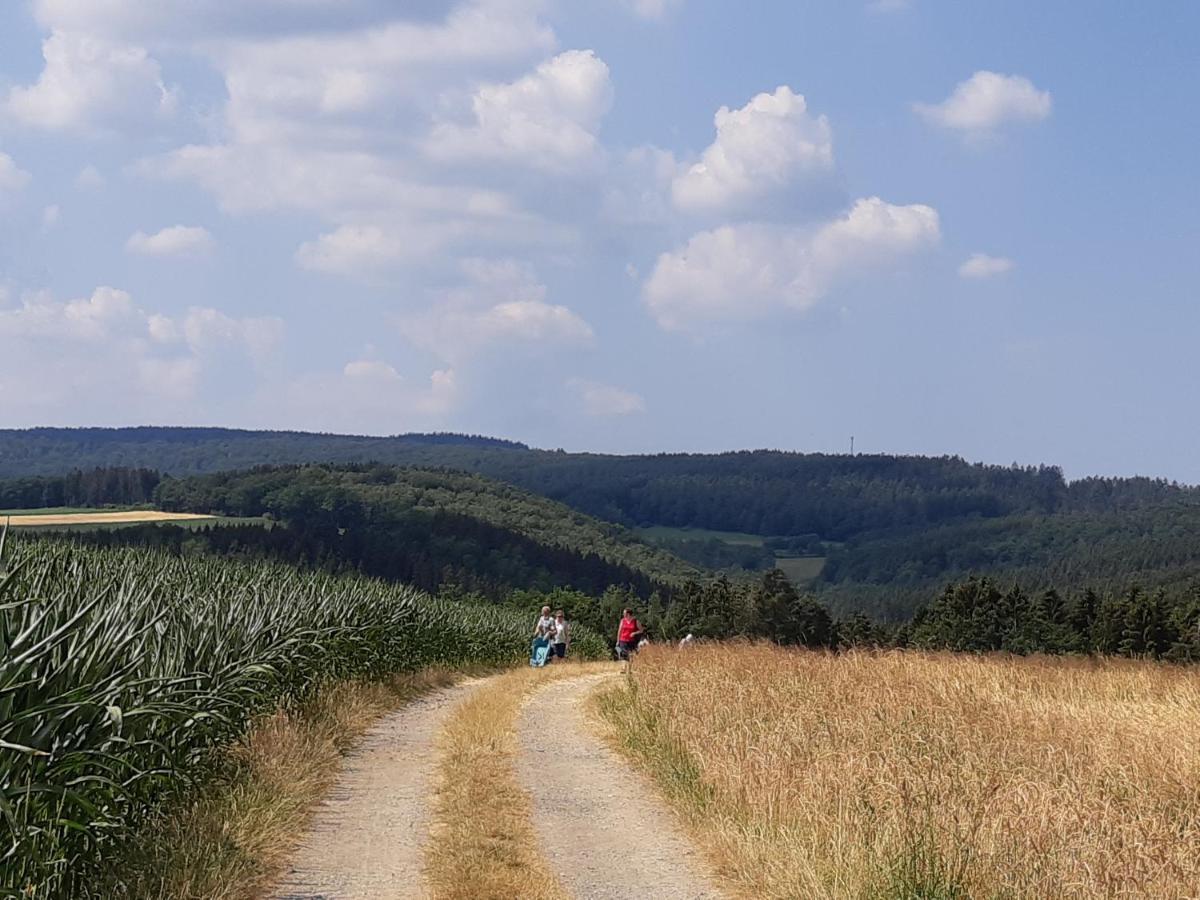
(516, 674, 726, 900)
(269, 680, 479, 900)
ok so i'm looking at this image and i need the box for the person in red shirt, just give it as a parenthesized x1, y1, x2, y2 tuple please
(616, 608, 642, 661)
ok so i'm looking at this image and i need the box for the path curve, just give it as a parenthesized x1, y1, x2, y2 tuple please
(270, 680, 479, 900)
(517, 674, 726, 900)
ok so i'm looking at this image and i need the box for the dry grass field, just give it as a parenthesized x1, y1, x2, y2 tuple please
(597, 643, 1200, 900)
(3, 510, 214, 527)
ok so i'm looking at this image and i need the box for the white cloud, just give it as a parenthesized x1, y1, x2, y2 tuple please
(41, 205, 61, 232)
(644, 197, 940, 329)
(147, 313, 180, 343)
(915, 71, 1051, 134)
(672, 86, 833, 214)
(0, 287, 279, 367)
(136, 356, 201, 398)
(4, 30, 177, 133)
(181, 307, 284, 363)
(0, 286, 137, 341)
(624, 0, 685, 20)
(567, 378, 646, 416)
(397, 258, 593, 362)
(0, 284, 289, 422)
(215, 6, 556, 146)
(959, 253, 1014, 279)
(0, 153, 32, 193)
(426, 49, 613, 174)
(126, 225, 214, 257)
(76, 164, 105, 189)
(294, 222, 494, 276)
(266, 361, 459, 432)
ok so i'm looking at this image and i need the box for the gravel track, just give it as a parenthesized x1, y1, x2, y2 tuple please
(516, 674, 726, 900)
(269, 681, 478, 900)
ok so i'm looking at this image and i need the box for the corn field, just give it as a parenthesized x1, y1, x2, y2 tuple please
(0, 534, 595, 897)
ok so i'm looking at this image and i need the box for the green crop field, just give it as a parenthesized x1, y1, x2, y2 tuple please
(0, 535, 606, 897)
(775, 555, 826, 584)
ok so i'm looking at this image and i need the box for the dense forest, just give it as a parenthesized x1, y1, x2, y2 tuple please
(0, 467, 160, 509)
(5, 428, 1195, 539)
(4, 430, 1200, 624)
(151, 464, 700, 584)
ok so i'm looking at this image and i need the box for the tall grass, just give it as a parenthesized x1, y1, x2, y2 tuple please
(598, 643, 1200, 899)
(0, 535, 598, 897)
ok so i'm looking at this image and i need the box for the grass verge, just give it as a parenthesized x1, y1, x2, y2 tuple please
(103, 668, 463, 900)
(425, 662, 612, 900)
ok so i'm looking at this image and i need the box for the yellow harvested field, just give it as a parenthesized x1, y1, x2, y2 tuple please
(3, 511, 215, 527)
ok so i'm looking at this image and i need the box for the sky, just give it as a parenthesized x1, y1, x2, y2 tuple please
(0, 1, 1198, 481)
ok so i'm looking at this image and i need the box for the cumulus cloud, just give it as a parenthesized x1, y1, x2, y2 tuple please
(0, 153, 32, 193)
(4, 30, 177, 133)
(265, 361, 459, 432)
(397, 258, 593, 362)
(295, 225, 424, 275)
(0, 286, 137, 342)
(959, 253, 1014, 279)
(126, 225, 214, 256)
(567, 378, 646, 416)
(644, 197, 940, 329)
(0, 286, 279, 362)
(427, 50, 613, 174)
(672, 86, 833, 215)
(915, 71, 1051, 134)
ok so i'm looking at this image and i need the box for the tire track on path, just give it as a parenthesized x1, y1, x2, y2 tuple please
(516, 674, 726, 900)
(269, 679, 480, 900)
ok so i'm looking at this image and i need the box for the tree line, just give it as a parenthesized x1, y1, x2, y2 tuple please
(0, 467, 160, 510)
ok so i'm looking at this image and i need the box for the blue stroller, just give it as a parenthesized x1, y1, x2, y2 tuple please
(530, 635, 552, 667)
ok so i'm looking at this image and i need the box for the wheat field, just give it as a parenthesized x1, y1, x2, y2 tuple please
(597, 643, 1200, 899)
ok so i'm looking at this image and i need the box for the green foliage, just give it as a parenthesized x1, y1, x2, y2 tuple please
(0, 467, 160, 510)
(152, 464, 699, 587)
(909, 576, 1200, 660)
(0, 534, 602, 898)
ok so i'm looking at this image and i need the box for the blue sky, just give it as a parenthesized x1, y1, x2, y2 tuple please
(1, 0, 1197, 481)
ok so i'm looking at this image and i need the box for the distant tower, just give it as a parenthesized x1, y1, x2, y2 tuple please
(850, 436, 855, 456)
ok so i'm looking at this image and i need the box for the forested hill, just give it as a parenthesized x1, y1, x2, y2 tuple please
(2, 427, 1194, 540)
(153, 464, 702, 587)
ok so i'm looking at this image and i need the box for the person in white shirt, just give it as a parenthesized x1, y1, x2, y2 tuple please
(531, 605, 555, 667)
(533, 605, 554, 640)
(550, 609, 571, 661)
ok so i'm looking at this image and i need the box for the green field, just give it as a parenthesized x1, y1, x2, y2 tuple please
(635, 525, 768, 546)
(775, 555, 826, 584)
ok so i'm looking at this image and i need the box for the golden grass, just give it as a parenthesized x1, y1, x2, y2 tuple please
(105, 669, 461, 900)
(426, 662, 612, 900)
(4, 510, 214, 527)
(596, 643, 1200, 900)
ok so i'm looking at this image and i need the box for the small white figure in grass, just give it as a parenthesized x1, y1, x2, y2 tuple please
(678, 633, 695, 649)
